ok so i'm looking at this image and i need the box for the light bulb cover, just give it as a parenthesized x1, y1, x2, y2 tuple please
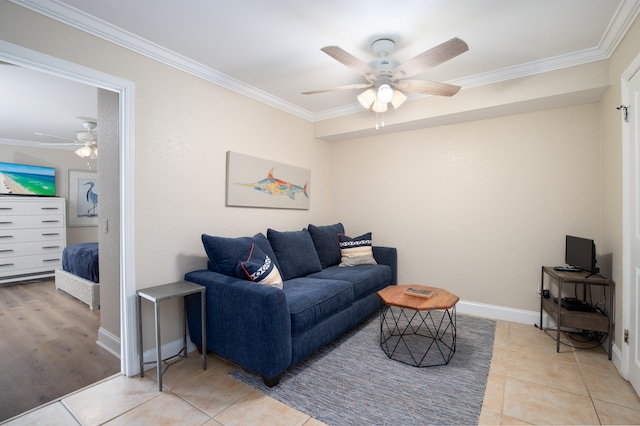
(75, 146, 92, 158)
(371, 99, 388, 113)
(391, 90, 407, 109)
(377, 83, 394, 104)
(357, 89, 376, 109)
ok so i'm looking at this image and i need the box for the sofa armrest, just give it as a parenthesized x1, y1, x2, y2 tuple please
(184, 269, 292, 379)
(373, 246, 397, 285)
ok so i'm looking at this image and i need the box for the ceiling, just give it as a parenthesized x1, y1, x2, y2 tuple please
(2, 0, 640, 148)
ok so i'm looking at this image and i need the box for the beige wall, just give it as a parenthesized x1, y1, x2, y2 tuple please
(0, 2, 329, 348)
(331, 104, 602, 310)
(600, 11, 640, 355)
(1, 2, 638, 357)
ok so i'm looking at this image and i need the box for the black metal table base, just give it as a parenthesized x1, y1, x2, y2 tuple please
(380, 304, 456, 367)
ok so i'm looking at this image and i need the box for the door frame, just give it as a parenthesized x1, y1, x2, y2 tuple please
(622, 52, 640, 382)
(0, 40, 138, 376)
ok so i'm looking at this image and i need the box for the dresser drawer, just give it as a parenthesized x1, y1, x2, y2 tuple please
(0, 214, 65, 229)
(0, 228, 65, 243)
(0, 241, 64, 258)
(0, 253, 62, 274)
(0, 200, 65, 216)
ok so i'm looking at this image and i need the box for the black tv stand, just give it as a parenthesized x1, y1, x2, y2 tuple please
(539, 266, 614, 359)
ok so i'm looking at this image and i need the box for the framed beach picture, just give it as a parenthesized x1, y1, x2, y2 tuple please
(226, 151, 310, 210)
(68, 169, 98, 227)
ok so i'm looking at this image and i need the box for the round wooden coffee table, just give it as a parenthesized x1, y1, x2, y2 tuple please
(377, 285, 459, 367)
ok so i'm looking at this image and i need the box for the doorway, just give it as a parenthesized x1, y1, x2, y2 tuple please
(0, 40, 137, 375)
(623, 52, 640, 393)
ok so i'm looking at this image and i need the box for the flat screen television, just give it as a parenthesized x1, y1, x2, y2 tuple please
(565, 235, 597, 273)
(0, 161, 56, 196)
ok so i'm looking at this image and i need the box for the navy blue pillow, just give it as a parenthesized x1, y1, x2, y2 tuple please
(267, 228, 323, 280)
(201, 233, 280, 278)
(308, 223, 345, 269)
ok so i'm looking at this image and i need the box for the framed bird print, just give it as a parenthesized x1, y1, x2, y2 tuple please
(68, 169, 98, 226)
(226, 151, 310, 210)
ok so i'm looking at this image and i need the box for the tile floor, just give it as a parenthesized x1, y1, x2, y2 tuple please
(3, 319, 640, 425)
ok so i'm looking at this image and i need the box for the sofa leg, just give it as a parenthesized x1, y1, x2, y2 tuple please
(262, 373, 282, 388)
(195, 344, 203, 354)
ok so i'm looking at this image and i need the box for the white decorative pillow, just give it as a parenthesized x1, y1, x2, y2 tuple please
(236, 243, 283, 289)
(338, 232, 377, 267)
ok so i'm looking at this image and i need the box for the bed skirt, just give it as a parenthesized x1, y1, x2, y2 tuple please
(55, 269, 100, 310)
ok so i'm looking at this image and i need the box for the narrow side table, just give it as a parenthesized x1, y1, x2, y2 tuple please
(137, 280, 206, 391)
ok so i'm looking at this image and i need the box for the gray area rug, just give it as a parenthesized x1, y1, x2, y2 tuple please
(231, 310, 496, 425)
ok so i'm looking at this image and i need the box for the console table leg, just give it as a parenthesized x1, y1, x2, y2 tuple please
(154, 301, 162, 391)
(137, 295, 143, 378)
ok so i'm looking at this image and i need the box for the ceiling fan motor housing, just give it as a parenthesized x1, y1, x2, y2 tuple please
(371, 38, 395, 57)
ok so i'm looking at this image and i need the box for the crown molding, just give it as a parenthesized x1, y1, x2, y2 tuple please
(10, 0, 315, 122)
(11, 0, 640, 123)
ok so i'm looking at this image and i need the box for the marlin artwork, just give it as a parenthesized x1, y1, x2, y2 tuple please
(237, 169, 308, 200)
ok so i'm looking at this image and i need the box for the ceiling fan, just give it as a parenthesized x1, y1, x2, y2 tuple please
(35, 117, 98, 159)
(303, 37, 468, 113)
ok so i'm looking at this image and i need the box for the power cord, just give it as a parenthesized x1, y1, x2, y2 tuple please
(542, 328, 608, 350)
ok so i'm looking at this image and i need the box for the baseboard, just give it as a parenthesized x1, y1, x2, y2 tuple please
(97, 325, 200, 374)
(457, 299, 543, 326)
(97, 326, 121, 359)
(140, 337, 198, 372)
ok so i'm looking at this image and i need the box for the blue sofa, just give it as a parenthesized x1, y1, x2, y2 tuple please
(185, 223, 397, 386)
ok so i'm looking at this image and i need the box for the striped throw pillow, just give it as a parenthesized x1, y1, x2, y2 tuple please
(338, 232, 377, 267)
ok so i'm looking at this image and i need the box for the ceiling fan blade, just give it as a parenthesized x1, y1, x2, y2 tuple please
(394, 80, 461, 97)
(34, 132, 77, 143)
(38, 142, 80, 146)
(321, 46, 375, 77)
(393, 37, 468, 79)
(302, 82, 373, 95)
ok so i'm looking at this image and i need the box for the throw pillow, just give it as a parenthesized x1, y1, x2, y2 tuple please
(201, 233, 281, 277)
(267, 228, 323, 280)
(201, 234, 254, 276)
(308, 223, 345, 269)
(251, 232, 282, 273)
(236, 243, 283, 289)
(338, 232, 378, 267)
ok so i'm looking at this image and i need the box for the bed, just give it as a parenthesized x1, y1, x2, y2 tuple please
(55, 242, 100, 310)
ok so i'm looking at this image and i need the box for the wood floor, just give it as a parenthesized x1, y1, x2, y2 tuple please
(0, 279, 120, 422)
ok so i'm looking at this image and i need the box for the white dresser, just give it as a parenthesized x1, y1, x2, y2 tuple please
(0, 197, 66, 284)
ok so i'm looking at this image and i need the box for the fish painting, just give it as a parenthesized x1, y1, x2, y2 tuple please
(237, 169, 308, 200)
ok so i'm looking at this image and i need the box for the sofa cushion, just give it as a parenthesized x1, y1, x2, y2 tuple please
(338, 232, 377, 267)
(235, 243, 283, 289)
(308, 223, 345, 269)
(267, 228, 322, 280)
(282, 277, 354, 336)
(308, 264, 391, 301)
(202, 233, 280, 277)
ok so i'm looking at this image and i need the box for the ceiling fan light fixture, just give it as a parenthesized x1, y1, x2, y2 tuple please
(357, 88, 376, 109)
(377, 83, 394, 104)
(391, 90, 407, 109)
(371, 99, 388, 113)
(75, 145, 93, 158)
